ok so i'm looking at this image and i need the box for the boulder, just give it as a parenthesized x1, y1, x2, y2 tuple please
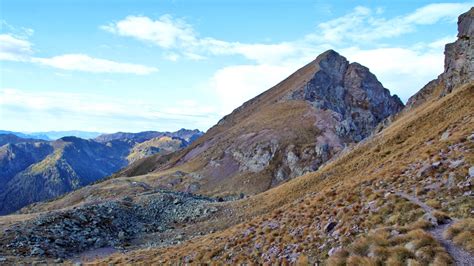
(324, 221, 337, 232)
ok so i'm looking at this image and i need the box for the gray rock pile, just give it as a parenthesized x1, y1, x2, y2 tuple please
(1, 190, 217, 258)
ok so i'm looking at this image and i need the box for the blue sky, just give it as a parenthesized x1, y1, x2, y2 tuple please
(0, 0, 472, 133)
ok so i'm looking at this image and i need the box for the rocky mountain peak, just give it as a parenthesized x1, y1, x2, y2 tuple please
(124, 49, 405, 194)
(289, 49, 404, 141)
(443, 7, 474, 93)
(458, 7, 473, 38)
(407, 8, 473, 108)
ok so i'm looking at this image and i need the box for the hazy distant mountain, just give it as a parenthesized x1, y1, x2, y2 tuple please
(0, 129, 203, 215)
(33, 131, 104, 140)
(0, 8, 472, 265)
(0, 130, 51, 140)
(0, 130, 102, 140)
(0, 134, 42, 146)
(95, 128, 203, 143)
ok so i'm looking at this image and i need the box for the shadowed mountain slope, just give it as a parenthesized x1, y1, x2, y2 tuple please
(0, 130, 203, 215)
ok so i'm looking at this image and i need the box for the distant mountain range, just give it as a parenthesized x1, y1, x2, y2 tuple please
(0, 7, 472, 265)
(0, 130, 103, 140)
(0, 129, 203, 215)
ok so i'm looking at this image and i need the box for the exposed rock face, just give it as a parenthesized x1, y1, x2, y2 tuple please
(289, 51, 404, 142)
(95, 129, 203, 144)
(127, 136, 188, 163)
(122, 50, 403, 196)
(407, 8, 473, 108)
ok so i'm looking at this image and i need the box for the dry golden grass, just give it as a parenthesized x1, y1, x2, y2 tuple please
(443, 218, 474, 253)
(91, 83, 473, 264)
(328, 228, 451, 265)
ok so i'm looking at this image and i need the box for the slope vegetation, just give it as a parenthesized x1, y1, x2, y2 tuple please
(118, 50, 403, 198)
(0, 130, 202, 215)
(98, 79, 474, 265)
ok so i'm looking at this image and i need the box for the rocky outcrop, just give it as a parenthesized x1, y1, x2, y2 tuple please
(131, 50, 404, 196)
(95, 129, 203, 144)
(127, 136, 188, 163)
(407, 8, 473, 108)
(289, 51, 404, 142)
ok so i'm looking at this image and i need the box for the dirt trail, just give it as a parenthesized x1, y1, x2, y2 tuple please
(394, 191, 434, 213)
(394, 191, 474, 265)
(428, 222, 474, 266)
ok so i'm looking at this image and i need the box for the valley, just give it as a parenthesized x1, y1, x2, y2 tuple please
(0, 5, 472, 266)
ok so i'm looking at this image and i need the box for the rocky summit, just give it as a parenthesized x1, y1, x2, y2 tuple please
(407, 7, 473, 108)
(0, 7, 473, 266)
(287, 50, 403, 142)
(118, 50, 403, 197)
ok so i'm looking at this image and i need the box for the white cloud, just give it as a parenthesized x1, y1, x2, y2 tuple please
(317, 3, 472, 43)
(342, 47, 444, 101)
(0, 22, 158, 75)
(0, 20, 34, 37)
(0, 88, 218, 132)
(31, 54, 158, 75)
(210, 64, 297, 115)
(202, 39, 298, 64)
(0, 34, 33, 61)
(404, 3, 472, 24)
(102, 15, 303, 63)
(101, 15, 197, 49)
(102, 2, 470, 67)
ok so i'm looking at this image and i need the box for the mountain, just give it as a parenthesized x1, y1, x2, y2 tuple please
(127, 136, 188, 163)
(0, 129, 203, 215)
(0, 8, 471, 265)
(0, 130, 103, 140)
(91, 8, 471, 264)
(0, 130, 51, 141)
(406, 7, 473, 109)
(118, 50, 403, 197)
(0, 134, 42, 146)
(0, 45, 406, 260)
(34, 131, 103, 140)
(95, 128, 203, 143)
(0, 137, 129, 215)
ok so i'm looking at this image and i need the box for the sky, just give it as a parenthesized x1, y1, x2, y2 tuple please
(0, 0, 472, 133)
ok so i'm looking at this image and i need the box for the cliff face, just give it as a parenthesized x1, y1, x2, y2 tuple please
(119, 50, 403, 197)
(288, 50, 403, 142)
(407, 8, 473, 108)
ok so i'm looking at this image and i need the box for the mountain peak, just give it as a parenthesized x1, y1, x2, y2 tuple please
(287, 50, 403, 140)
(458, 7, 473, 38)
(407, 7, 473, 108)
(315, 49, 343, 61)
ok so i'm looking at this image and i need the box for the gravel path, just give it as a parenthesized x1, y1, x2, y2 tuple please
(428, 222, 474, 266)
(394, 191, 474, 265)
(394, 191, 434, 213)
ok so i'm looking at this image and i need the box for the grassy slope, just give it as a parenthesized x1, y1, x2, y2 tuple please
(97, 83, 473, 264)
(126, 136, 184, 163)
(112, 57, 322, 196)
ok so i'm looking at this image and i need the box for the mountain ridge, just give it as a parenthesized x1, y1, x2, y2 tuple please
(0, 129, 203, 215)
(117, 49, 403, 197)
(0, 8, 472, 265)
